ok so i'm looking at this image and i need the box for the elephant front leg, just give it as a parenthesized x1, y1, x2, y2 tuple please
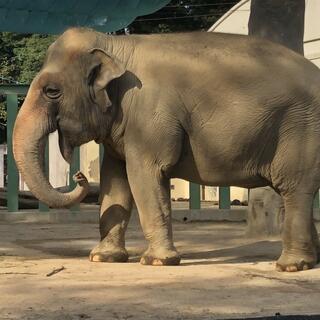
(276, 191, 317, 271)
(90, 153, 132, 263)
(127, 160, 180, 266)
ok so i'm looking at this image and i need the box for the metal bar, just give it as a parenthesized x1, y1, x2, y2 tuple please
(304, 37, 320, 44)
(0, 85, 29, 95)
(314, 190, 319, 209)
(189, 182, 200, 210)
(219, 187, 230, 209)
(69, 147, 80, 212)
(39, 141, 49, 212)
(0, 145, 4, 188)
(99, 144, 104, 167)
(6, 94, 19, 212)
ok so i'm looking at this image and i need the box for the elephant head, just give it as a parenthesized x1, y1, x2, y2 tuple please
(13, 28, 126, 208)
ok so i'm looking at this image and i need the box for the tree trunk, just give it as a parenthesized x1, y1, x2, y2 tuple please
(248, 0, 305, 54)
(246, 0, 305, 236)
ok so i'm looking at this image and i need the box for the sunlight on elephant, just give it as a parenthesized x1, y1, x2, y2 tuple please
(13, 28, 320, 271)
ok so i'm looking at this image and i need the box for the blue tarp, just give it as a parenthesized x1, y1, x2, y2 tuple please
(0, 0, 170, 34)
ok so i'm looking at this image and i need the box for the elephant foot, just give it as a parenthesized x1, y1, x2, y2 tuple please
(276, 250, 317, 272)
(140, 247, 181, 266)
(89, 244, 128, 263)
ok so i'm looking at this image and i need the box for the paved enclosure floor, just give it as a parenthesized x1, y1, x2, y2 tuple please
(1, 216, 320, 320)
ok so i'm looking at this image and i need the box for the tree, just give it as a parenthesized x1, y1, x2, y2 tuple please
(0, 33, 56, 143)
(246, 0, 306, 236)
(14, 34, 56, 84)
(129, 0, 238, 33)
(248, 0, 305, 54)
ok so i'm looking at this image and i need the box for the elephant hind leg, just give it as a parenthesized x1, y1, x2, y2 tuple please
(270, 135, 320, 271)
(276, 189, 317, 272)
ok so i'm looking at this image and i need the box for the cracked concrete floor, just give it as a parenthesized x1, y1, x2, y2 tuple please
(1, 215, 320, 320)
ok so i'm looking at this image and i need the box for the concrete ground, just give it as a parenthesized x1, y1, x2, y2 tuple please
(1, 213, 320, 320)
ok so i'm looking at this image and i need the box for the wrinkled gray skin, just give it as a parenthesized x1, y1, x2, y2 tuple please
(13, 28, 320, 271)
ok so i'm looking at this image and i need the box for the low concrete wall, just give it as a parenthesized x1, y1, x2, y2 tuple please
(1, 207, 319, 224)
(0, 206, 246, 223)
(173, 207, 247, 222)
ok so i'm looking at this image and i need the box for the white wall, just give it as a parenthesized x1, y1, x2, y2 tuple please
(208, 0, 250, 34)
(48, 132, 101, 188)
(304, 0, 320, 67)
(49, 131, 69, 188)
(80, 141, 100, 183)
(170, 178, 189, 200)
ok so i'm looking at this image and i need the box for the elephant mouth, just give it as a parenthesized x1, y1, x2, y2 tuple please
(57, 123, 74, 164)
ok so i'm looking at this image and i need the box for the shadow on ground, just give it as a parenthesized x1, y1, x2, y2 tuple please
(181, 240, 281, 265)
(13, 238, 281, 266)
(1, 221, 320, 320)
(2, 220, 282, 265)
(225, 316, 320, 320)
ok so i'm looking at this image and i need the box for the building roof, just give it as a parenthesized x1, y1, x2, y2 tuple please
(0, 0, 169, 34)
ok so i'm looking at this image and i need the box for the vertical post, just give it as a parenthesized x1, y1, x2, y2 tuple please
(99, 144, 104, 201)
(69, 147, 80, 212)
(313, 190, 319, 209)
(201, 185, 206, 201)
(99, 144, 104, 168)
(0, 145, 4, 188)
(248, 0, 305, 55)
(189, 182, 200, 210)
(39, 141, 49, 212)
(219, 187, 230, 209)
(6, 94, 19, 212)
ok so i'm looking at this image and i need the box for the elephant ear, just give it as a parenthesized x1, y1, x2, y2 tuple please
(88, 48, 126, 112)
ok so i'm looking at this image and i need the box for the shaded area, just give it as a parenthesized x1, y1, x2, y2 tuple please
(224, 316, 320, 320)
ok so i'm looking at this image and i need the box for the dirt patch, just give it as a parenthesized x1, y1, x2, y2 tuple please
(1, 220, 320, 319)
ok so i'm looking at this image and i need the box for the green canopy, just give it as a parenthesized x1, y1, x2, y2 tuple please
(0, 0, 170, 34)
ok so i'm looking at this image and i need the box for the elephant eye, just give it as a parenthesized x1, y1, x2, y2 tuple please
(44, 86, 62, 99)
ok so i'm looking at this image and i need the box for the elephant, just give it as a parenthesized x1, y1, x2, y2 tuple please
(13, 27, 320, 272)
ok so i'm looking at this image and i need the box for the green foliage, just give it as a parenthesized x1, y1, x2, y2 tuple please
(14, 34, 56, 84)
(0, 100, 5, 122)
(0, 101, 6, 143)
(129, 0, 238, 33)
(0, 32, 56, 83)
(0, 33, 56, 143)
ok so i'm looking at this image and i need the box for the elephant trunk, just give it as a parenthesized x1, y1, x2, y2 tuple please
(13, 84, 89, 208)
